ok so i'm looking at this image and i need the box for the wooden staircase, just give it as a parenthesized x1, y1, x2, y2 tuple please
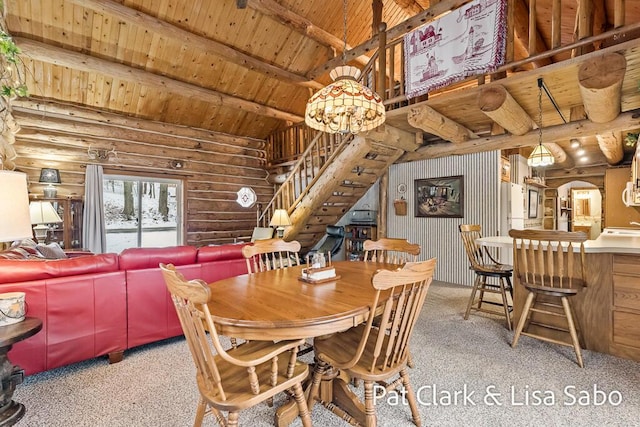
(261, 125, 407, 254)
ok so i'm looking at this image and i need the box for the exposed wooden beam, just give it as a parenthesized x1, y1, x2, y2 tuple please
(308, 0, 473, 80)
(392, 0, 423, 16)
(578, 52, 626, 123)
(364, 125, 420, 152)
(596, 131, 624, 165)
(477, 85, 535, 135)
(400, 109, 640, 161)
(15, 38, 304, 124)
(247, 0, 369, 67)
(65, 0, 322, 89)
(512, 0, 551, 68)
(407, 105, 477, 143)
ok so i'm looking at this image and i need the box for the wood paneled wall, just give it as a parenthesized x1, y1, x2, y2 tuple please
(11, 99, 272, 246)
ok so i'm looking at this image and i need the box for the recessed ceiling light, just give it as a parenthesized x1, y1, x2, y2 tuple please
(580, 156, 589, 162)
(577, 148, 585, 156)
(570, 139, 581, 148)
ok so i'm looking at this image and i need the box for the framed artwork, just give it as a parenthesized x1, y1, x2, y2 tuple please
(415, 175, 464, 218)
(528, 189, 539, 218)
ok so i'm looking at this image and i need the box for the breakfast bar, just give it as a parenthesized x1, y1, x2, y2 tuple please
(478, 230, 640, 363)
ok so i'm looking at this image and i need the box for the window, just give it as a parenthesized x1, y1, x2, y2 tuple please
(103, 174, 182, 253)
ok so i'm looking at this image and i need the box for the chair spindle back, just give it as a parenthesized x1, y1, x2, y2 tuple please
(242, 238, 301, 273)
(509, 230, 587, 290)
(363, 237, 421, 264)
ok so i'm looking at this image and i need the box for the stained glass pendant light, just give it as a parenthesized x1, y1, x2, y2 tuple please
(304, 0, 385, 134)
(528, 78, 555, 168)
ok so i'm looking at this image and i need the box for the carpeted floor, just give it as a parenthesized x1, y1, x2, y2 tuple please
(14, 281, 640, 426)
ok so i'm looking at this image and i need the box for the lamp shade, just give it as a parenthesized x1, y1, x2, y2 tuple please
(29, 201, 63, 225)
(527, 144, 555, 168)
(269, 209, 292, 227)
(305, 65, 385, 134)
(0, 171, 33, 242)
(39, 168, 61, 184)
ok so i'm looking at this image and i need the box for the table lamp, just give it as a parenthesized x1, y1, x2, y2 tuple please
(29, 201, 62, 243)
(39, 168, 61, 198)
(269, 209, 292, 238)
(0, 171, 33, 245)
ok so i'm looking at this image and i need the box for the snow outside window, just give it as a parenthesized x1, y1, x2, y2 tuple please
(103, 175, 182, 253)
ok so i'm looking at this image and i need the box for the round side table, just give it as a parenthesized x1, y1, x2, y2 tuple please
(0, 317, 42, 426)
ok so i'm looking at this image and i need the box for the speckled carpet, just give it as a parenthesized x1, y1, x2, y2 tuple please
(14, 281, 640, 426)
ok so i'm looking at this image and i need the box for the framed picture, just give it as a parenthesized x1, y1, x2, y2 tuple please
(415, 175, 464, 218)
(528, 189, 539, 218)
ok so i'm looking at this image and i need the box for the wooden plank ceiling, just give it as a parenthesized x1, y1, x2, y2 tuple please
(4, 0, 640, 168)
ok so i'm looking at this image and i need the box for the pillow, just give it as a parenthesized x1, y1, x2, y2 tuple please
(3, 239, 45, 259)
(36, 242, 68, 259)
(11, 238, 38, 248)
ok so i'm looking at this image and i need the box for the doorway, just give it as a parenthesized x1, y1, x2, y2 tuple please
(570, 187, 602, 239)
(556, 181, 602, 239)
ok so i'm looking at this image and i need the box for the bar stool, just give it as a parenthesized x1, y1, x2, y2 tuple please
(509, 229, 588, 367)
(459, 224, 513, 330)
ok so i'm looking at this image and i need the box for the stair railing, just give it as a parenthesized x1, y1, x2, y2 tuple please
(259, 128, 352, 227)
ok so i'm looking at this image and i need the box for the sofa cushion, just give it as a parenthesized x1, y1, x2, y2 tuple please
(0, 253, 119, 284)
(196, 243, 249, 263)
(36, 242, 68, 259)
(118, 246, 198, 270)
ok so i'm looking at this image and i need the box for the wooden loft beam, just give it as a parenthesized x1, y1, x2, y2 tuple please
(308, 0, 473, 80)
(392, 0, 424, 16)
(513, 0, 551, 68)
(66, 0, 322, 90)
(16, 38, 304, 124)
(400, 110, 640, 161)
(247, 0, 369, 67)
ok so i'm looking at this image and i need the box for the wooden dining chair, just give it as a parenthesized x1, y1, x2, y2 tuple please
(241, 238, 312, 356)
(363, 237, 421, 264)
(242, 238, 301, 272)
(159, 264, 312, 427)
(509, 229, 588, 367)
(307, 258, 437, 427)
(459, 224, 513, 330)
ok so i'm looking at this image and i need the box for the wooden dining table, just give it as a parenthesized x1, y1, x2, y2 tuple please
(206, 260, 400, 426)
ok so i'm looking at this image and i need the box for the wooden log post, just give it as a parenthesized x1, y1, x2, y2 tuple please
(477, 85, 535, 135)
(544, 142, 573, 168)
(407, 105, 477, 143)
(596, 131, 625, 165)
(578, 53, 627, 123)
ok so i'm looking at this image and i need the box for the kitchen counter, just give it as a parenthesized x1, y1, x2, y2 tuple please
(477, 230, 640, 363)
(477, 231, 640, 254)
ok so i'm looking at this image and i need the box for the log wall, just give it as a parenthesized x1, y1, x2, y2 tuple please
(11, 99, 271, 246)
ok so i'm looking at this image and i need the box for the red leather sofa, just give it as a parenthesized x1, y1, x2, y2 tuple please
(0, 253, 126, 375)
(1, 243, 249, 375)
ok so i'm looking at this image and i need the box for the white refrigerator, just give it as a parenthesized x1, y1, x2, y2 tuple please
(500, 182, 525, 235)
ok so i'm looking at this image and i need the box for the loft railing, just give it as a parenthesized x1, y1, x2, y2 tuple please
(261, 0, 638, 225)
(259, 124, 351, 226)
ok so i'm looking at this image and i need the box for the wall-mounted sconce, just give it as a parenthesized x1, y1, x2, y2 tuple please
(87, 146, 118, 162)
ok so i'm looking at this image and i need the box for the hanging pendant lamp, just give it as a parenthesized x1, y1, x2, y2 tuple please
(528, 78, 555, 168)
(304, 0, 385, 134)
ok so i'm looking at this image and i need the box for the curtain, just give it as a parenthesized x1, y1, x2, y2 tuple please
(83, 164, 106, 253)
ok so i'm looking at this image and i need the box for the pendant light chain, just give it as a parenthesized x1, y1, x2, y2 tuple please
(341, 0, 348, 65)
(538, 79, 543, 148)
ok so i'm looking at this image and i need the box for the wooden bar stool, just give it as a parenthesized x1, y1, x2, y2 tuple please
(459, 224, 513, 330)
(509, 229, 588, 367)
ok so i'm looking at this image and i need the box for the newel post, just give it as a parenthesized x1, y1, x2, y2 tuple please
(377, 22, 387, 101)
